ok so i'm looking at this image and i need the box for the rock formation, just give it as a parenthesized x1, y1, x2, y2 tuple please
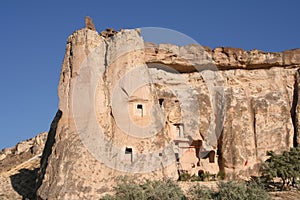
(1, 17, 300, 199)
(85, 16, 96, 31)
(30, 19, 300, 199)
(0, 132, 47, 199)
(100, 28, 118, 38)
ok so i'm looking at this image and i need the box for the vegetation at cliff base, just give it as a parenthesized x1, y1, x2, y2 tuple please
(101, 148, 300, 199)
(187, 181, 270, 200)
(101, 176, 186, 200)
(260, 147, 300, 190)
(101, 176, 270, 200)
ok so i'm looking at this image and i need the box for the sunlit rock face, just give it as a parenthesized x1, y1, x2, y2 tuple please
(36, 24, 300, 199)
(0, 132, 47, 200)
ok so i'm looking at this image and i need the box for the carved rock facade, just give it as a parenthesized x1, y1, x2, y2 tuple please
(36, 26, 300, 199)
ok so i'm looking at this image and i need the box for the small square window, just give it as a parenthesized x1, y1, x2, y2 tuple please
(125, 147, 132, 154)
(125, 147, 133, 163)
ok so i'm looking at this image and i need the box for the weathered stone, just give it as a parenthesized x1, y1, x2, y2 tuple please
(283, 49, 300, 65)
(34, 25, 300, 199)
(145, 44, 300, 70)
(220, 68, 295, 179)
(0, 132, 47, 199)
(100, 28, 118, 38)
(1, 15, 300, 198)
(85, 16, 96, 31)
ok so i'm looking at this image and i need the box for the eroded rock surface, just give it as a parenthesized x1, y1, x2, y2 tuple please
(0, 132, 47, 200)
(85, 16, 96, 31)
(6, 22, 295, 199)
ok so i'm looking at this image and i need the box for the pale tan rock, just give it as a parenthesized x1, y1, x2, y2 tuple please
(85, 16, 96, 31)
(0, 132, 47, 199)
(37, 28, 177, 200)
(35, 24, 300, 199)
(220, 68, 295, 179)
(283, 49, 300, 65)
(100, 28, 117, 38)
(145, 44, 300, 70)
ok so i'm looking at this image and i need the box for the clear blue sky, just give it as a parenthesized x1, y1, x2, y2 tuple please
(0, 0, 299, 149)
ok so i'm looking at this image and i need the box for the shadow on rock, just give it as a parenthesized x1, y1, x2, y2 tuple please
(10, 168, 39, 200)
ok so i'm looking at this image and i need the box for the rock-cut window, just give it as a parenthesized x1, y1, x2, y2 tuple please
(125, 147, 133, 163)
(136, 104, 143, 117)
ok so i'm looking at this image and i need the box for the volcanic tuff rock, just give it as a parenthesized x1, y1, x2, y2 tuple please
(0, 132, 47, 200)
(28, 22, 300, 200)
(85, 16, 96, 31)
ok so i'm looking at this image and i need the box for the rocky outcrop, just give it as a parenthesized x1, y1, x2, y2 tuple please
(0, 132, 47, 200)
(34, 22, 300, 199)
(145, 43, 300, 71)
(145, 42, 299, 178)
(0, 132, 47, 174)
(100, 28, 118, 38)
(85, 16, 96, 31)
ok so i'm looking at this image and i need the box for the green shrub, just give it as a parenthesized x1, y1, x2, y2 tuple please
(216, 181, 248, 200)
(101, 194, 115, 200)
(178, 171, 192, 181)
(188, 184, 215, 200)
(188, 181, 270, 200)
(102, 176, 270, 200)
(142, 178, 186, 200)
(215, 181, 270, 200)
(260, 147, 300, 190)
(178, 171, 217, 182)
(114, 176, 144, 200)
(190, 174, 202, 182)
(217, 171, 226, 180)
(246, 181, 271, 200)
(100, 176, 186, 200)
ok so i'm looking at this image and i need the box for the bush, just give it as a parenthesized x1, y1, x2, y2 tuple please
(260, 147, 300, 190)
(100, 176, 186, 200)
(113, 176, 144, 200)
(178, 171, 192, 181)
(217, 171, 226, 180)
(216, 181, 270, 200)
(246, 181, 271, 200)
(178, 171, 216, 182)
(188, 181, 270, 200)
(102, 176, 270, 200)
(188, 184, 215, 200)
(142, 178, 186, 200)
(216, 181, 248, 200)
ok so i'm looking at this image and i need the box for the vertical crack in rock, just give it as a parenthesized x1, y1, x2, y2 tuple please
(253, 109, 258, 158)
(104, 40, 109, 70)
(68, 41, 73, 79)
(217, 129, 225, 176)
(102, 39, 114, 141)
(250, 98, 258, 158)
(291, 69, 299, 147)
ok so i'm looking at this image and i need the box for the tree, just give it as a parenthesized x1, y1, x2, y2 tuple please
(260, 147, 300, 190)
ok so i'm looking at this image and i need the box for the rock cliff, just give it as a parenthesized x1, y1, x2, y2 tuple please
(31, 23, 300, 199)
(0, 132, 47, 199)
